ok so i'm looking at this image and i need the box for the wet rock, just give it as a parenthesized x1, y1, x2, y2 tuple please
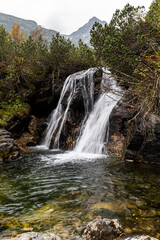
(0, 128, 20, 161)
(108, 95, 134, 159)
(15, 115, 47, 150)
(28, 115, 47, 145)
(16, 132, 36, 151)
(81, 216, 123, 240)
(6, 115, 31, 139)
(4, 232, 61, 240)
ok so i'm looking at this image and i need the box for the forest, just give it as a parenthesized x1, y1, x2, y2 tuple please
(0, 0, 159, 129)
(0, 1, 160, 240)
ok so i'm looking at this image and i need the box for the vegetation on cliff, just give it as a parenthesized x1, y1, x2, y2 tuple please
(89, 0, 160, 161)
(90, 0, 160, 153)
(0, 0, 159, 156)
(90, 0, 160, 114)
(0, 24, 96, 127)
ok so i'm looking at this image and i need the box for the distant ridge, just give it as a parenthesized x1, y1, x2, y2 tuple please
(0, 12, 106, 46)
(0, 12, 57, 43)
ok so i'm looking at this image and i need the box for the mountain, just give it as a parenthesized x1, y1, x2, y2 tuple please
(0, 13, 106, 46)
(65, 17, 106, 46)
(0, 12, 57, 43)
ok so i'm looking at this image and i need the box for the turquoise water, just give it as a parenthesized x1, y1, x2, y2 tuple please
(0, 149, 160, 239)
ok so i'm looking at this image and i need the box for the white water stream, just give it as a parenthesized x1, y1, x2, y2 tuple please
(42, 68, 122, 154)
(74, 72, 122, 154)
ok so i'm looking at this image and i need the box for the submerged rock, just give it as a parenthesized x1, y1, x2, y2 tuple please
(81, 216, 123, 240)
(0, 128, 20, 161)
(4, 232, 61, 240)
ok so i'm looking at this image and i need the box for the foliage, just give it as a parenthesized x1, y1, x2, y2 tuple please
(31, 27, 46, 45)
(0, 24, 96, 127)
(146, 0, 160, 28)
(77, 39, 96, 68)
(10, 23, 27, 43)
(90, 22, 106, 60)
(90, 0, 160, 121)
(0, 92, 30, 127)
(1, 0, 158, 130)
(90, 2, 159, 76)
(49, 33, 74, 78)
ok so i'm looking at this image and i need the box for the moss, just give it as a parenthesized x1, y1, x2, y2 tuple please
(0, 98, 30, 127)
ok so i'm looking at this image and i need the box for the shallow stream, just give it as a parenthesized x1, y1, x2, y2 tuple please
(0, 149, 160, 239)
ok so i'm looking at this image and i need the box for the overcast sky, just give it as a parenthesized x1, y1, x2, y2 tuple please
(0, 0, 153, 35)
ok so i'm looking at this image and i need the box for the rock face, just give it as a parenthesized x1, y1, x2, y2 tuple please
(138, 114, 160, 162)
(0, 128, 20, 161)
(16, 115, 47, 150)
(107, 92, 160, 163)
(81, 216, 123, 240)
(3, 232, 61, 240)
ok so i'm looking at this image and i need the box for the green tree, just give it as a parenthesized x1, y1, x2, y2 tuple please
(90, 0, 159, 121)
(146, 0, 160, 28)
(90, 21, 106, 60)
(0, 25, 13, 67)
(90, 3, 159, 76)
(49, 33, 74, 78)
(77, 39, 96, 68)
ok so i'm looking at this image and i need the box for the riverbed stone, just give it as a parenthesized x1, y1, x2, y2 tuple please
(4, 232, 61, 240)
(81, 216, 123, 240)
(119, 235, 158, 240)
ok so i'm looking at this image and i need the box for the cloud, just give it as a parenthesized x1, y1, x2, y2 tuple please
(0, 0, 152, 34)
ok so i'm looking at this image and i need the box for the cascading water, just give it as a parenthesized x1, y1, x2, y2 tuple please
(42, 68, 97, 149)
(42, 68, 122, 154)
(74, 71, 122, 154)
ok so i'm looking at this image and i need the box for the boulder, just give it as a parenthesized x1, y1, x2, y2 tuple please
(0, 128, 20, 161)
(81, 216, 123, 240)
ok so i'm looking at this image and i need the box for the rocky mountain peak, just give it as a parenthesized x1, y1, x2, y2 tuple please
(89, 16, 100, 22)
(65, 16, 106, 46)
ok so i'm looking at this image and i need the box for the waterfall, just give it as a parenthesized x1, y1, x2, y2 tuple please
(42, 68, 97, 148)
(42, 68, 122, 154)
(74, 72, 122, 154)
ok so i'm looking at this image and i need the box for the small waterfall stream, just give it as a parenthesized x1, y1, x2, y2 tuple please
(74, 71, 122, 154)
(42, 68, 122, 154)
(42, 68, 97, 148)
